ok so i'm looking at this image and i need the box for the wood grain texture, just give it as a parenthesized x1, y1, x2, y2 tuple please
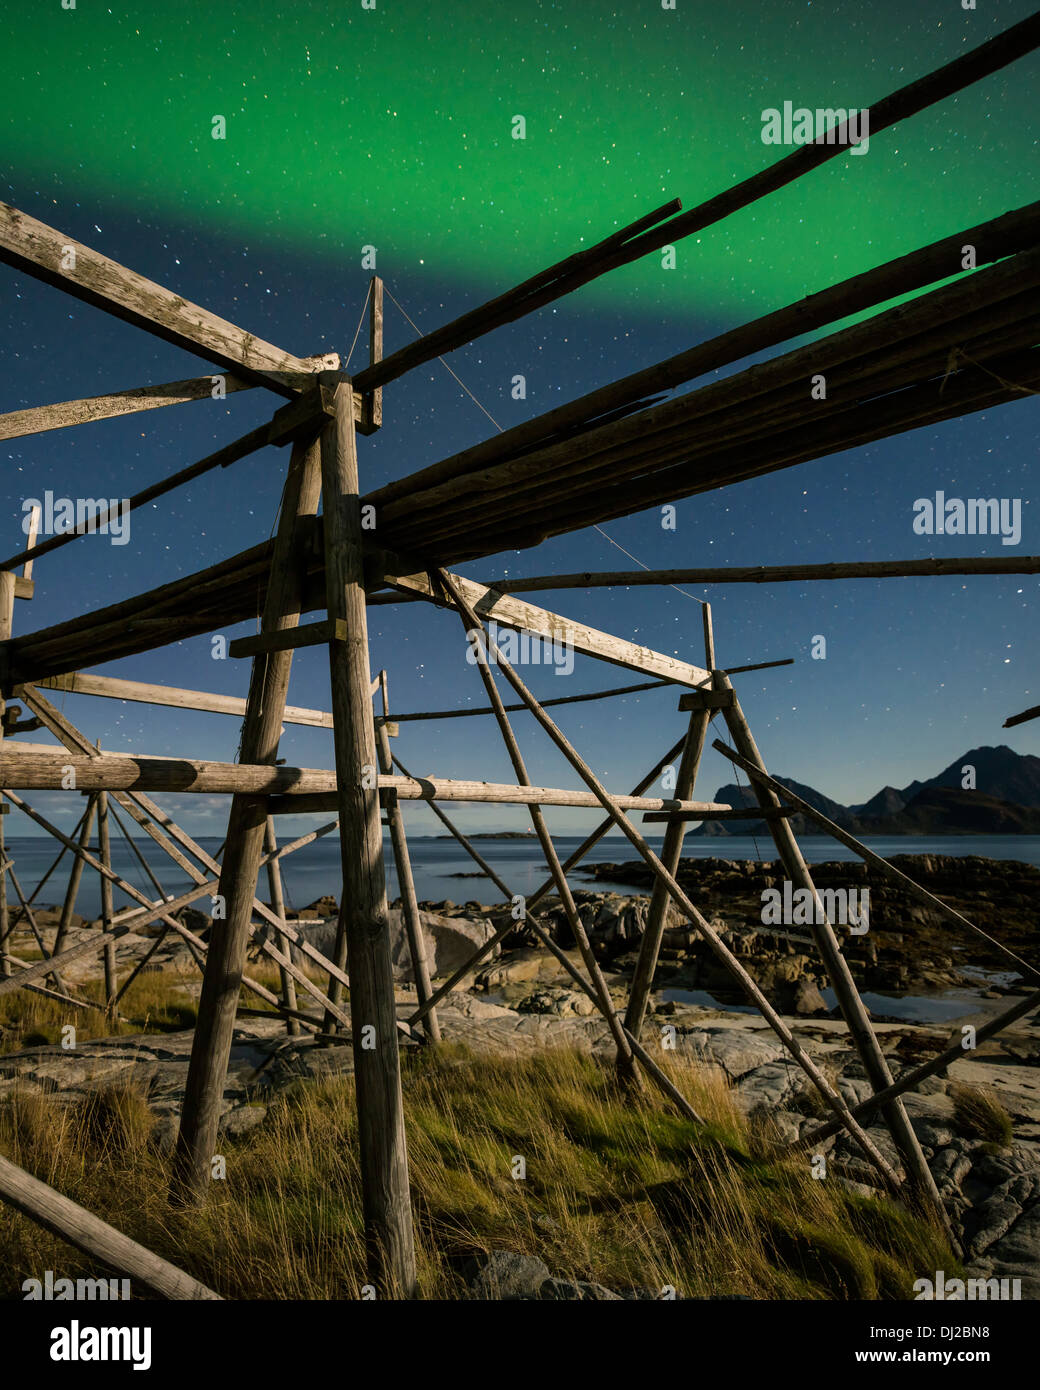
(322, 382, 416, 1296)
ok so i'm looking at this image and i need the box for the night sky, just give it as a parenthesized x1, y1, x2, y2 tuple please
(1, 0, 1037, 839)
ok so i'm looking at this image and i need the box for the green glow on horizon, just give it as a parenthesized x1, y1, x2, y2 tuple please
(2, 1, 1036, 320)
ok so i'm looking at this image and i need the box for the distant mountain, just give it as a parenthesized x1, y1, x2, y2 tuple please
(692, 745, 1040, 837)
(866, 786, 1040, 835)
(901, 745, 1040, 808)
(854, 785, 906, 819)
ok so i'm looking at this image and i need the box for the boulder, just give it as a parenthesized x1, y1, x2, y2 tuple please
(791, 979, 828, 1016)
(516, 987, 596, 1019)
(388, 910, 497, 983)
(466, 1251, 551, 1300)
(250, 909, 498, 983)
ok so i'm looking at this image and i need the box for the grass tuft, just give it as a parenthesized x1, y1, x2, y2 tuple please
(950, 1082, 1013, 1148)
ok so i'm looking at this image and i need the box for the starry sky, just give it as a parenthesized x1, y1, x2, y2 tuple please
(1, 0, 1037, 839)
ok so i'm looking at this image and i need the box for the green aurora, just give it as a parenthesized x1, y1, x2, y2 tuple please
(3, 0, 1038, 321)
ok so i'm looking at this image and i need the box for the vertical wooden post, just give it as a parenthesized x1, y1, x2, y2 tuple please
(264, 817, 300, 1037)
(171, 428, 322, 1204)
(363, 277, 383, 432)
(625, 603, 714, 1043)
(52, 795, 98, 957)
(716, 671, 952, 1235)
(322, 381, 415, 1297)
(96, 742, 116, 1018)
(22, 505, 41, 582)
(624, 709, 710, 1042)
(375, 725, 440, 1045)
(0, 569, 14, 979)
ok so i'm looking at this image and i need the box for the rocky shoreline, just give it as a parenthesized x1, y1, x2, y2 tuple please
(2, 851, 1038, 1297)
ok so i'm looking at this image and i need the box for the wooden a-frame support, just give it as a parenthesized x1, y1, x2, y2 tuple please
(171, 426, 326, 1202)
(433, 573, 907, 1188)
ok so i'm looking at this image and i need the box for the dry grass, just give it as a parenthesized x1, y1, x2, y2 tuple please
(0, 1044, 953, 1300)
(0, 947, 335, 1055)
(950, 1082, 1014, 1149)
(0, 965, 200, 1054)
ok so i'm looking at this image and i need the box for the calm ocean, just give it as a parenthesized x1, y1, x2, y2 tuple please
(5, 833, 1039, 920)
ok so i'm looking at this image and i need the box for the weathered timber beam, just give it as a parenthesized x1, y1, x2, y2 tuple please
(34, 672, 335, 729)
(490, 556, 1040, 592)
(229, 618, 347, 658)
(1004, 703, 1040, 729)
(0, 752, 732, 811)
(0, 389, 338, 575)
(27, 674, 396, 736)
(369, 198, 1040, 510)
(352, 200, 682, 394)
(378, 560, 711, 688)
(384, 253, 1040, 549)
(1, 521, 322, 683)
(642, 806, 798, 823)
(0, 360, 364, 443)
(0, 1152, 220, 1300)
(794, 989, 1040, 1153)
(0, 201, 339, 396)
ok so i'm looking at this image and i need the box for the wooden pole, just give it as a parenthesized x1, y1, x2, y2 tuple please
(1, 384, 332, 574)
(12, 801, 87, 911)
(715, 673, 953, 1237)
(624, 608, 715, 1045)
(439, 569, 639, 1078)
(0, 199, 339, 396)
(51, 794, 98, 957)
(321, 381, 415, 1296)
(0, 569, 14, 979)
(5, 862, 70, 995)
(375, 721, 440, 1045)
(0, 1152, 221, 1300)
(108, 797, 170, 905)
(0, 792, 309, 1025)
(352, 200, 681, 395)
(363, 276, 383, 432)
(172, 427, 323, 1205)
(442, 611, 903, 1191)
(11, 691, 368, 1020)
(386, 259, 1040, 550)
(1004, 702, 1040, 729)
(265, 817, 300, 1038)
(490, 555, 1040, 593)
(796, 989, 1040, 1153)
(371, 200, 1040, 512)
(712, 740, 1040, 986)
(0, 752, 733, 814)
(36, 670, 339, 730)
(97, 778, 116, 1018)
